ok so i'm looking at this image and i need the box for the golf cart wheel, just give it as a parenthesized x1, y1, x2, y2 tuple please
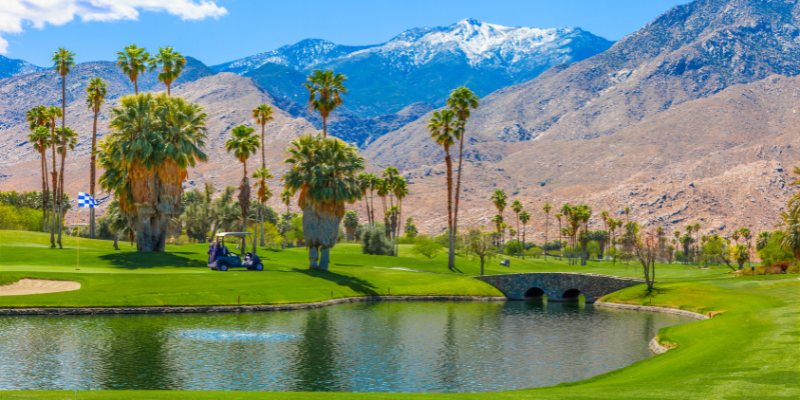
(255, 263, 264, 271)
(219, 263, 229, 272)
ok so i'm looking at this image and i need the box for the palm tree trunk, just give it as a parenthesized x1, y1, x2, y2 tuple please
(322, 117, 327, 138)
(544, 215, 548, 260)
(58, 75, 66, 248)
(363, 197, 371, 226)
(90, 110, 98, 238)
(260, 123, 266, 169)
(49, 125, 57, 248)
(40, 151, 48, 231)
(57, 150, 66, 248)
(166, 83, 171, 96)
(260, 202, 266, 247)
(522, 224, 526, 260)
(445, 152, 455, 271)
(453, 128, 466, 256)
(134, 79, 138, 95)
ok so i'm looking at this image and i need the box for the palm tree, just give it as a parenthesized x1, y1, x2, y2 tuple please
(52, 48, 74, 248)
(511, 199, 523, 255)
(280, 188, 293, 248)
(447, 87, 479, 254)
(555, 213, 563, 257)
(781, 206, 800, 260)
(428, 109, 458, 270)
(252, 103, 273, 170)
(27, 106, 52, 229)
(225, 124, 260, 250)
(519, 210, 530, 259)
(357, 172, 374, 225)
(304, 70, 347, 137)
(116, 44, 152, 94)
(153, 47, 186, 95)
(252, 167, 273, 249)
(543, 202, 552, 259)
(392, 176, 408, 256)
(491, 189, 507, 245)
(28, 125, 51, 231)
(99, 93, 207, 252)
(283, 134, 364, 270)
(85, 77, 107, 238)
(492, 214, 504, 247)
(46, 106, 62, 247)
(55, 126, 77, 247)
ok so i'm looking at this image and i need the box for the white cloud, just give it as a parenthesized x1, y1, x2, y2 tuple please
(0, 0, 227, 54)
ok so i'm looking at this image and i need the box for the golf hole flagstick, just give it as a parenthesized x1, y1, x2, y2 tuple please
(76, 192, 97, 271)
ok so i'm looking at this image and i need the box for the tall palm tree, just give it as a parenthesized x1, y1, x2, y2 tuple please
(153, 47, 186, 95)
(391, 176, 408, 256)
(55, 126, 77, 247)
(252, 103, 273, 170)
(428, 109, 458, 270)
(357, 172, 374, 225)
(28, 125, 51, 231)
(511, 199, 523, 255)
(283, 134, 364, 270)
(225, 124, 260, 249)
(555, 213, 563, 257)
(519, 210, 530, 259)
(27, 106, 52, 229)
(52, 48, 74, 248)
(253, 166, 273, 249)
(116, 44, 152, 94)
(100, 93, 207, 252)
(781, 206, 800, 260)
(543, 202, 552, 259)
(46, 106, 62, 247)
(304, 70, 347, 137)
(86, 77, 107, 238)
(447, 87, 479, 252)
(491, 189, 507, 245)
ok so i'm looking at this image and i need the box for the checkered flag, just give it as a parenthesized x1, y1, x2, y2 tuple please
(77, 192, 97, 209)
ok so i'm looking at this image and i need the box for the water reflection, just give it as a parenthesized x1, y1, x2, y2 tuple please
(0, 301, 691, 392)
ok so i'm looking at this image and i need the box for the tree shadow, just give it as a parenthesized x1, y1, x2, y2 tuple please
(292, 268, 379, 296)
(99, 252, 206, 269)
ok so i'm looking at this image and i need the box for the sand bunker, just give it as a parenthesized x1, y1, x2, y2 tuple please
(0, 279, 81, 296)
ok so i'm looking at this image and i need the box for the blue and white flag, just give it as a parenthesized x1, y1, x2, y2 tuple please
(77, 192, 96, 209)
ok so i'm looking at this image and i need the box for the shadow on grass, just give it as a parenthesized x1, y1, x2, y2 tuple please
(100, 251, 206, 269)
(292, 268, 379, 296)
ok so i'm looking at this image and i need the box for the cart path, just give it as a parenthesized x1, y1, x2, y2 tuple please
(0, 279, 81, 296)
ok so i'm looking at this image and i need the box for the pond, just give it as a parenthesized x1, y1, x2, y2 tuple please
(0, 301, 690, 392)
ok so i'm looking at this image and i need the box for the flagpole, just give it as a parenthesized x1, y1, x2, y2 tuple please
(76, 206, 80, 271)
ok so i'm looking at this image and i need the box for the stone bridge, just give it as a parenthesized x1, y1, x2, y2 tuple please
(476, 273, 643, 303)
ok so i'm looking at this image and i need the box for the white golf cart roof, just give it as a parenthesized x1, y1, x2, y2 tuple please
(215, 232, 251, 238)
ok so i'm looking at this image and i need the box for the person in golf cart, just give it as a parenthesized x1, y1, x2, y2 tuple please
(207, 232, 264, 272)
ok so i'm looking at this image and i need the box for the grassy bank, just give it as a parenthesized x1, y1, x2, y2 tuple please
(1, 230, 798, 398)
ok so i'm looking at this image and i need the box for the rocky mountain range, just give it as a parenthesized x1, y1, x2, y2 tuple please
(0, 55, 42, 79)
(216, 19, 612, 144)
(2, 0, 799, 237)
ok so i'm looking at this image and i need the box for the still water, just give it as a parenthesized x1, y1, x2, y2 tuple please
(0, 301, 688, 392)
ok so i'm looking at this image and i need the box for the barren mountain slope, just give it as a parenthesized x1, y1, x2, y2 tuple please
(375, 74, 800, 238)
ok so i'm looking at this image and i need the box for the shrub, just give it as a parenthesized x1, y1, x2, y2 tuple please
(362, 224, 393, 255)
(0, 204, 42, 231)
(413, 235, 442, 259)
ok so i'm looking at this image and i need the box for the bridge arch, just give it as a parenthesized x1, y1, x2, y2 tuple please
(524, 287, 545, 299)
(562, 288, 582, 301)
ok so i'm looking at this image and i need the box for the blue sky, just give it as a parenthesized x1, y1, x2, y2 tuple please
(3, 0, 689, 66)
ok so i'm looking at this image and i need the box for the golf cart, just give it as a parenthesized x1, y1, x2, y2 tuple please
(208, 232, 264, 272)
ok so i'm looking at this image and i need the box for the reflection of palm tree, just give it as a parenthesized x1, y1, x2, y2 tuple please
(434, 305, 460, 391)
(292, 308, 340, 391)
(99, 316, 174, 390)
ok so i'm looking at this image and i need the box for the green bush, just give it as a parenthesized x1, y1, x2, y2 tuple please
(361, 224, 393, 255)
(0, 204, 43, 231)
(413, 235, 443, 259)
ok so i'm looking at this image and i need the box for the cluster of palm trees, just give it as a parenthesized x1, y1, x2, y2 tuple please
(428, 87, 479, 271)
(356, 167, 408, 255)
(488, 189, 533, 258)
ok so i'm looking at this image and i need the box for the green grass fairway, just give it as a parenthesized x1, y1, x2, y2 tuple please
(1, 230, 798, 399)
